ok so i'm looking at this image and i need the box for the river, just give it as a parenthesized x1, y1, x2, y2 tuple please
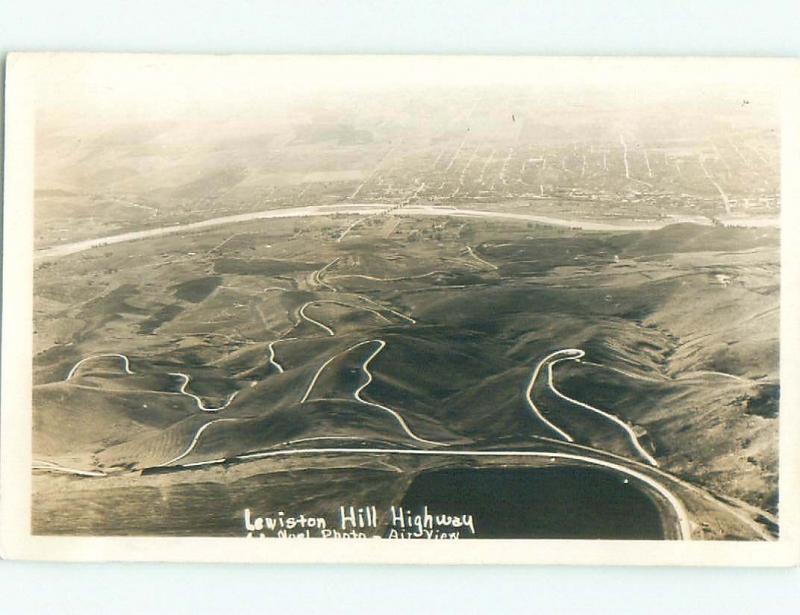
(34, 203, 710, 261)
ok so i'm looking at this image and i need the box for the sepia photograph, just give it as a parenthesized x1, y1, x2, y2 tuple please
(2, 54, 799, 565)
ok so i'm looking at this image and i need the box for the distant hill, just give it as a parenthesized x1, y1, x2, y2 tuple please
(610, 222, 779, 255)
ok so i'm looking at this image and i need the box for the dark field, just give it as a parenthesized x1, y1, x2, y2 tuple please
(393, 467, 665, 539)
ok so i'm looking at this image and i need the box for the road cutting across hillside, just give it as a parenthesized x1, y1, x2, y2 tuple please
(299, 339, 446, 447)
(526, 349, 659, 466)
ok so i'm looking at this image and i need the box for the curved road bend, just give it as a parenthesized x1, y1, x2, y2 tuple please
(298, 302, 335, 336)
(525, 352, 575, 442)
(527, 349, 659, 467)
(313, 257, 340, 292)
(532, 434, 776, 542)
(297, 287, 416, 324)
(300, 339, 446, 447)
(547, 350, 659, 467)
(169, 372, 239, 412)
(306, 299, 391, 323)
(267, 340, 285, 373)
(66, 353, 134, 380)
(262, 336, 300, 375)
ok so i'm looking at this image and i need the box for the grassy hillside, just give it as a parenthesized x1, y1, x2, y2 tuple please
(32, 218, 781, 531)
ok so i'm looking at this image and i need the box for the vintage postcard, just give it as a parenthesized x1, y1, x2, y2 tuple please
(2, 54, 798, 565)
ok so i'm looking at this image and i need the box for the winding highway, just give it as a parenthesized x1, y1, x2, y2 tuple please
(313, 258, 340, 292)
(526, 349, 659, 467)
(305, 300, 392, 323)
(65, 353, 242, 414)
(525, 351, 575, 442)
(66, 353, 134, 380)
(298, 302, 336, 336)
(267, 340, 286, 373)
(299, 339, 446, 447)
(168, 372, 239, 412)
(55, 345, 768, 541)
(548, 350, 659, 467)
(297, 298, 403, 335)
(532, 434, 776, 542)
